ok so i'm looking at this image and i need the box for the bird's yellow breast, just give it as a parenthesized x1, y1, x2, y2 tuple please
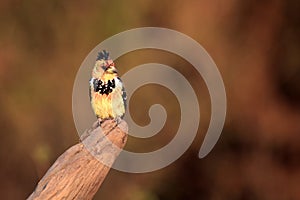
(90, 86, 125, 120)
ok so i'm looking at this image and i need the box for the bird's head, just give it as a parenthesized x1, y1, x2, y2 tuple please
(92, 50, 117, 78)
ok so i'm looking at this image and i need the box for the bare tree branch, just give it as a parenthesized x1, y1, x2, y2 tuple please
(28, 120, 128, 200)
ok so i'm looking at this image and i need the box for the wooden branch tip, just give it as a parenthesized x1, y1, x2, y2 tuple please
(28, 119, 128, 200)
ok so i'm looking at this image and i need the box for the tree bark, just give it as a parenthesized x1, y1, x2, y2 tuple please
(28, 119, 128, 200)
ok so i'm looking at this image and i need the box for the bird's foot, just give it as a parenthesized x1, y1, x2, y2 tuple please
(114, 117, 122, 125)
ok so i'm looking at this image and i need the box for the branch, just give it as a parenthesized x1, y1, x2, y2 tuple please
(27, 120, 128, 200)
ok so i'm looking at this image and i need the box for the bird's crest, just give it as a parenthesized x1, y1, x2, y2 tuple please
(97, 50, 110, 61)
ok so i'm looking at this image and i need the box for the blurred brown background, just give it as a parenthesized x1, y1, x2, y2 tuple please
(1, 0, 300, 199)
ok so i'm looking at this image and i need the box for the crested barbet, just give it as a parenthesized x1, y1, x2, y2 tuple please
(89, 50, 127, 124)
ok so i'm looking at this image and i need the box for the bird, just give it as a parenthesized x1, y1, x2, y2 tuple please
(89, 50, 127, 125)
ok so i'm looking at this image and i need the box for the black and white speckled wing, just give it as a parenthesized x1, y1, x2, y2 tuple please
(119, 77, 127, 111)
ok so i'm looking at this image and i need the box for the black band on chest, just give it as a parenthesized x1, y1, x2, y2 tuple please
(93, 78, 116, 95)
